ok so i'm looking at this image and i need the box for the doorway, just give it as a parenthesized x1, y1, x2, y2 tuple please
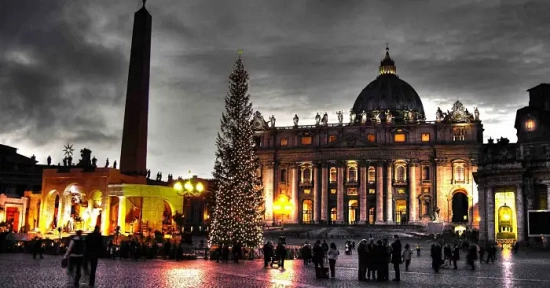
(452, 192, 468, 223)
(395, 200, 407, 224)
(348, 200, 358, 224)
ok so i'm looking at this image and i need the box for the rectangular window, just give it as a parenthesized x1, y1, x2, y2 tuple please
(330, 189, 337, 195)
(367, 134, 376, 142)
(280, 138, 288, 146)
(347, 188, 358, 195)
(301, 136, 312, 145)
(394, 134, 406, 142)
(421, 133, 430, 142)
(303, 189, 311, 195)
(328, 135, 337, 143)
(397, 188, 406, 194)
(368, 188, 376, 194)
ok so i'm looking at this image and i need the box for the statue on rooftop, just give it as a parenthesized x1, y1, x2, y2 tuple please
(321, 112, 328, 126)
(436, 107, 443, 122)
(293, 114, 299, 126)
(269, 115, 276, 128)
(47, 155, 52, 166)
(336, 111, 343, 125)
(105, 158, 109, 168)
(113, 160, 117, 169)
(474, 107, 480, 121)
(315, 113, 321, 125)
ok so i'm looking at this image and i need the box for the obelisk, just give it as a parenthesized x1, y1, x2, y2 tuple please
(120, 2, 152, 176)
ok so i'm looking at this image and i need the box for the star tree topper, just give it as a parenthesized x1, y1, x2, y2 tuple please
(63, 143, 74, 157)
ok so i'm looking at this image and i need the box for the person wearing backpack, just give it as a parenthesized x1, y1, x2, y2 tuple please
(64, 230, 86, 287)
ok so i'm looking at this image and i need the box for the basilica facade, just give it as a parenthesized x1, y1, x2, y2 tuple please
(254, 48, 483, 227)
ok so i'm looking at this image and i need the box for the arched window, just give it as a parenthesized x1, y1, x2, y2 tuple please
(422, 166, 430, 181)
(329, 167, 337, 183)
(302, 167, 311, 183)
(302, 200, 313, 223)
(348, 166, 357, 183)
(280, 169, 287, 183)
(396, 165, 406, 183)
(368, 167, 376, 183)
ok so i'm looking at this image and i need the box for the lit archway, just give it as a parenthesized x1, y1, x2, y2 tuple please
(348, 200, 358, 224)
(44, 190, 61, 231)
(452, 191, 468, 223)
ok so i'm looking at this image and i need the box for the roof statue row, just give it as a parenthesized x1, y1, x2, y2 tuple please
(253, 100, 481, 130)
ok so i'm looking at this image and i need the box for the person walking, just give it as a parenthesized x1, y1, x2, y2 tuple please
(301, 242, 311, 266)
(276, 241, 287, 269)
(263, 241, 273, 268)
(467, 244, 477, 270)
(430, 244, 442, 273)
(327, 242, 339, 278)
(321, 240, 329, 264)
(416, 243, 421, 257)
(357, 239, 368, 281)
(402, 243, 413, 271)
(390, 235, 402, 281)
(64, 230, 85, 288)
(313, 240, 325, 270)
(452, 244, 460, 269)
(85, 226, 103, 287)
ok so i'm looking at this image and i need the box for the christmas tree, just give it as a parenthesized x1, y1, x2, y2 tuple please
(209, 50, 264, 248)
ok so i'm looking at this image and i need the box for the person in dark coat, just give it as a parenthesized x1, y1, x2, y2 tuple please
(452, 244, 460, 269)
(222, 243, 230, 263)
(466, 244, 477, 270)
(390, 235, 402, 281)
(431, 244, 442, 273)
(263, 241, 273, 268)
(357, 239, 368, 281)
(375, 240, 386, 281)
(312, 240, 325, 269)
(276, 241, 287, 269)
(232, 242, 242, 263)
(301, 242, 312, 266)
(366, 239, 377, 280)
(32, 236, 44, 259)
(85, 226, 104, 287)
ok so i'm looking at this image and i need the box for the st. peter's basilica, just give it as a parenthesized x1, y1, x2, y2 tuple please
(254, 48, 483, 228)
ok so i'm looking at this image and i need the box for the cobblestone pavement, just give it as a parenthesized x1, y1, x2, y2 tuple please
(1, 244, 550, 288)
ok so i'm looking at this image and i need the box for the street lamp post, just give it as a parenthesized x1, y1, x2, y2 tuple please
(173, 174, 205, 234)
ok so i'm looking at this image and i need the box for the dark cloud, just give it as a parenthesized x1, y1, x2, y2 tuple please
(1, 0, 548, 177)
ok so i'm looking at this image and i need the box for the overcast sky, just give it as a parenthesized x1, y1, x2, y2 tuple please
(1, 0, 548, 178)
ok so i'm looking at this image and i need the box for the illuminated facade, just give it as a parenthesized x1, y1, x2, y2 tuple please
(475, 84, 550, 243)
(38, 166, 183, 236)
(254, 48, 483, 227)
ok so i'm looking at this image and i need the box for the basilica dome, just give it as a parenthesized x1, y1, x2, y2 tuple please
(351, 47, 425, 123)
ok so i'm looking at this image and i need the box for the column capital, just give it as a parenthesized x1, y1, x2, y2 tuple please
(407, 159, 420, 166)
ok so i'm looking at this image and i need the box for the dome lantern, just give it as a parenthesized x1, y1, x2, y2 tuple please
(379, 45, 396, 75)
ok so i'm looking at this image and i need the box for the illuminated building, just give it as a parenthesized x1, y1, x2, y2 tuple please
(475, 83, 550, 243)
(254, 47, 483, 227)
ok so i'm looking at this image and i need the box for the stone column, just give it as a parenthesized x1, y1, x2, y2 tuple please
(547, 185, 550, 210)
(386, 162, 393, 223)
(313, 165, 320, 223)
(486, 187, 495, 242)
(478, 185, 487, 242)
(359, 163, 367, 223)
(409, 160, 418, 222)
(101, 194, 111, 236)
(118, 196, 126, 233)
(262, 164, 274, 225)
(516, 184, 525, 242)
(290, 164, 299, 224)
(376, 163, 384, 223)
(321, 163, 328, 222)
(337, 165, 344, 223)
